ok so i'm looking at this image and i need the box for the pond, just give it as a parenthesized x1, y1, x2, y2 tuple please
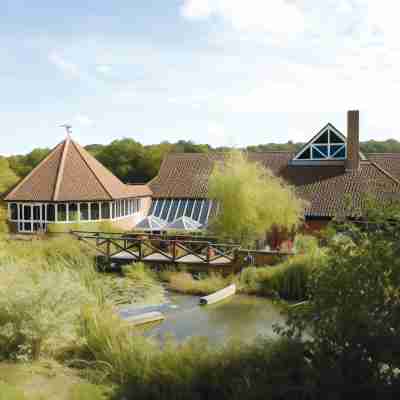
(119, 292, 286, 345)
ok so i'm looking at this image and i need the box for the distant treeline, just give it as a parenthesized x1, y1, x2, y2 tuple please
(4, 138, 400, 184)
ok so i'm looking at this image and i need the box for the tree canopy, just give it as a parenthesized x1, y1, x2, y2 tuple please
(208, 151, 305, 245)
(283, 204, 400, 393)
(6, 137, 400, 184)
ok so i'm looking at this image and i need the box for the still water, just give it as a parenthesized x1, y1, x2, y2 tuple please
(119, 292, 286, 345)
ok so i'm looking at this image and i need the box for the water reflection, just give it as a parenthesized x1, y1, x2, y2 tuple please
(119, 293, 286, 345)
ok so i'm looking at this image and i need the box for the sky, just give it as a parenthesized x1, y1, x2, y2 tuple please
(2, 0, 400, 155)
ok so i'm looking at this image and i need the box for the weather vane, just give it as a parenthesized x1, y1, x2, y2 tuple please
(60, 124, 72, 138)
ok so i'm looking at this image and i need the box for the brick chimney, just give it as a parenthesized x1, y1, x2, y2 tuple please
(345, 110, 360, 172)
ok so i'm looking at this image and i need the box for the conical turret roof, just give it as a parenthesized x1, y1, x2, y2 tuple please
(5, 137, 151, 202)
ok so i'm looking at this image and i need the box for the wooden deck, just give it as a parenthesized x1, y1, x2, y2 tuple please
(71, 231, 240, 267)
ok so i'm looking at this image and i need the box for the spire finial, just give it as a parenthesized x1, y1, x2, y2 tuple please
(60, 124, 72, 138)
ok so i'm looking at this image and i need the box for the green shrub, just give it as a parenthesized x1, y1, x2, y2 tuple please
(240, 250, 326, 300)
(294, 234, 320, 254)
(0, 264, 96, 360)
(0, 382, 26, 400)
(79, 305, 156, 384)
(106, 263, 165, 306)
(163, 271, 235, 295)
(47, 220, 120, 234)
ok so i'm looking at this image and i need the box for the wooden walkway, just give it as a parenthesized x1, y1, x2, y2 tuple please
(71, 231, 240, 267)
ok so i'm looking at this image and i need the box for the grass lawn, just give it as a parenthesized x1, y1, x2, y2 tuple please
(0, 361, 112, 400)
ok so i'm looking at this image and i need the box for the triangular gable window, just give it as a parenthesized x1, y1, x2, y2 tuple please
(293, 124, 346, 161)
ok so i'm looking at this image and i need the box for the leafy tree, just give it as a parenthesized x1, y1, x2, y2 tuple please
(95, 138, 148, 183)
(0, 157, 19, 195)
(8, 148, 50, 177)
(208, 151, 305, 245)
(0, 157, 19, 233)
(283, 204, 400, 395)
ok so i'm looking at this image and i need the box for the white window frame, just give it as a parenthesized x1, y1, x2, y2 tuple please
(293, 124, 347, 161)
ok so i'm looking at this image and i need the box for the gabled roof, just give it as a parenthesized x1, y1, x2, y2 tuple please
(292, 123, 366, 162)
(149, 152, 400, 218)
(5, 137, 152, 202)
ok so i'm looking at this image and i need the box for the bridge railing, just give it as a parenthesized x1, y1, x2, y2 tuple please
(71, 231, 241, 265)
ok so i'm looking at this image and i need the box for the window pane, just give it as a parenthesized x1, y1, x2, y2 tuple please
(42, 205, 46, 221)
(101, 203, 110, 219)
(91, 203, 100, 220)
(176, 199, 187, 219)
(330, 131, 345, 143)
(10, 203, 18, 220)
(297, 148, 311, 160)
(33, 205, 41, 221)
(161, 199, 172, 220)
(138, 199, 141, 211)
(47, 204, 55, 222)
(312, 147, 325, 159)
(23, 205, 31, 220)
(315, 145, 328, 157)
(192, 200, 202, 221)
(69, 203, 78, 221)
(58, 204, 67, 221)
(199, 200, 210, 225)
(333, 147, 346, 159)
(154, 199, 163, 217)
(112, 203, 116, 219)
(80, 203, 89, 221)
(167, 200, 180, 222)
(124, 200, 129, 216)
(330, 144, 344, 157)
(19, 204, 23, 220)
(315, 131, 329, 144)
(185, 199, 195, 218)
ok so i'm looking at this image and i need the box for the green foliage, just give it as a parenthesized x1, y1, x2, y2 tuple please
(240, 251, 324, 300)
(284, 207, 400, 391)
(0, 156, 19, 195)
(0, 237, 164, 361)
(162, 271, 235, 296)
(8, 149, 50, 178)
(79, 305, 155, 384)
(208, 151, 305, 245)
(47, 220, 120, 234)
(70, 382, 106, 400)
(0, 263, 96, 360)
(0, 382, 26, 400)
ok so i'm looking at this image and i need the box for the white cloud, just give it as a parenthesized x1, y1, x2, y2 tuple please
(74, 114, 94, 127)
(48, 52, 81, 78)
(181, 0, 305, 36)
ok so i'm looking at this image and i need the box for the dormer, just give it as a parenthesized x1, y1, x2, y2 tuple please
(291, 112, 366, 166)
(291, 123, 347, 165)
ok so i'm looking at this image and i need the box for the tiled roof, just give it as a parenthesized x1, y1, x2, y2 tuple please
(5, 137, 152, 202)
(149, 152, 400, 218)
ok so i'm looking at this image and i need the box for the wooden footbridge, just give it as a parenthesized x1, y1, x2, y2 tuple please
(71, 231, 241, 268)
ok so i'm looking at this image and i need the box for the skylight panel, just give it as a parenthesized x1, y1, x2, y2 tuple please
(160, 199, 172, 220)
(199, 200, 210, 225)
(185, 199, 195, 218)
(167, 199, 180, 222)
(176, 199, 187, 219)
(154, 199, 163, 217)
